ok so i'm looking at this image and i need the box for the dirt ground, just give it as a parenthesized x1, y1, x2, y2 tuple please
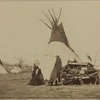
(0, 72, 100, 99)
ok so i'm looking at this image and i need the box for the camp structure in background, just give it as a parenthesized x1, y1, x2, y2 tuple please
(0, 64, 8, 74)
(40, 9, 82, 80)
(10, 65, 22, 74)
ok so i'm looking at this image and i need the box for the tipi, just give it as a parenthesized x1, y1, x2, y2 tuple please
(10, 66, 22, 74)
(0, 64, 8, 74)
(40, 9, 81, 80)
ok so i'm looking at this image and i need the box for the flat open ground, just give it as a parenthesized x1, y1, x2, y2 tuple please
(0, 72, 100, 99)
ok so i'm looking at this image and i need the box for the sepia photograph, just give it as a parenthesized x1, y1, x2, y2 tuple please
(0, 0, 100, 99)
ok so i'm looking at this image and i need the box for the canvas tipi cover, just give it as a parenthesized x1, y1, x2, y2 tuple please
(40, 9, 81, 80)
(40, 9, 81, 61)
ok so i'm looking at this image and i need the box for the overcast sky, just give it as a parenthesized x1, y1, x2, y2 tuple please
(0, 1, 100, 67)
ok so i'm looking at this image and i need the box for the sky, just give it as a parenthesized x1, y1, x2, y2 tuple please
(0, 1, 100, 67)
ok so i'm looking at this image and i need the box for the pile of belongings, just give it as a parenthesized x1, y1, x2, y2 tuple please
(57, 61, 100, 85)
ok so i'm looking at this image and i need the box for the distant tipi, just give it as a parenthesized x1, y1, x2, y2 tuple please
(0, 65, 8, 74)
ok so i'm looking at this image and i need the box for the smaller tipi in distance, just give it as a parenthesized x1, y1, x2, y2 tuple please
(0, 59, 8, 74)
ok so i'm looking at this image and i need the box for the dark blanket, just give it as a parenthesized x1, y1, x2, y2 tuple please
(28, 67, 44, 86)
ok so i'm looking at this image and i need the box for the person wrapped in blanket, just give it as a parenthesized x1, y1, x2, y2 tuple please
(28, 60, 44, 86)
(49, 55, 62, 86)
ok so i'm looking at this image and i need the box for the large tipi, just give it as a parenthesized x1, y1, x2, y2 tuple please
(40, 9, 81, 80)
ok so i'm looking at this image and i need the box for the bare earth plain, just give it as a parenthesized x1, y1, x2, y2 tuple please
(0, 72, 100, 99)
